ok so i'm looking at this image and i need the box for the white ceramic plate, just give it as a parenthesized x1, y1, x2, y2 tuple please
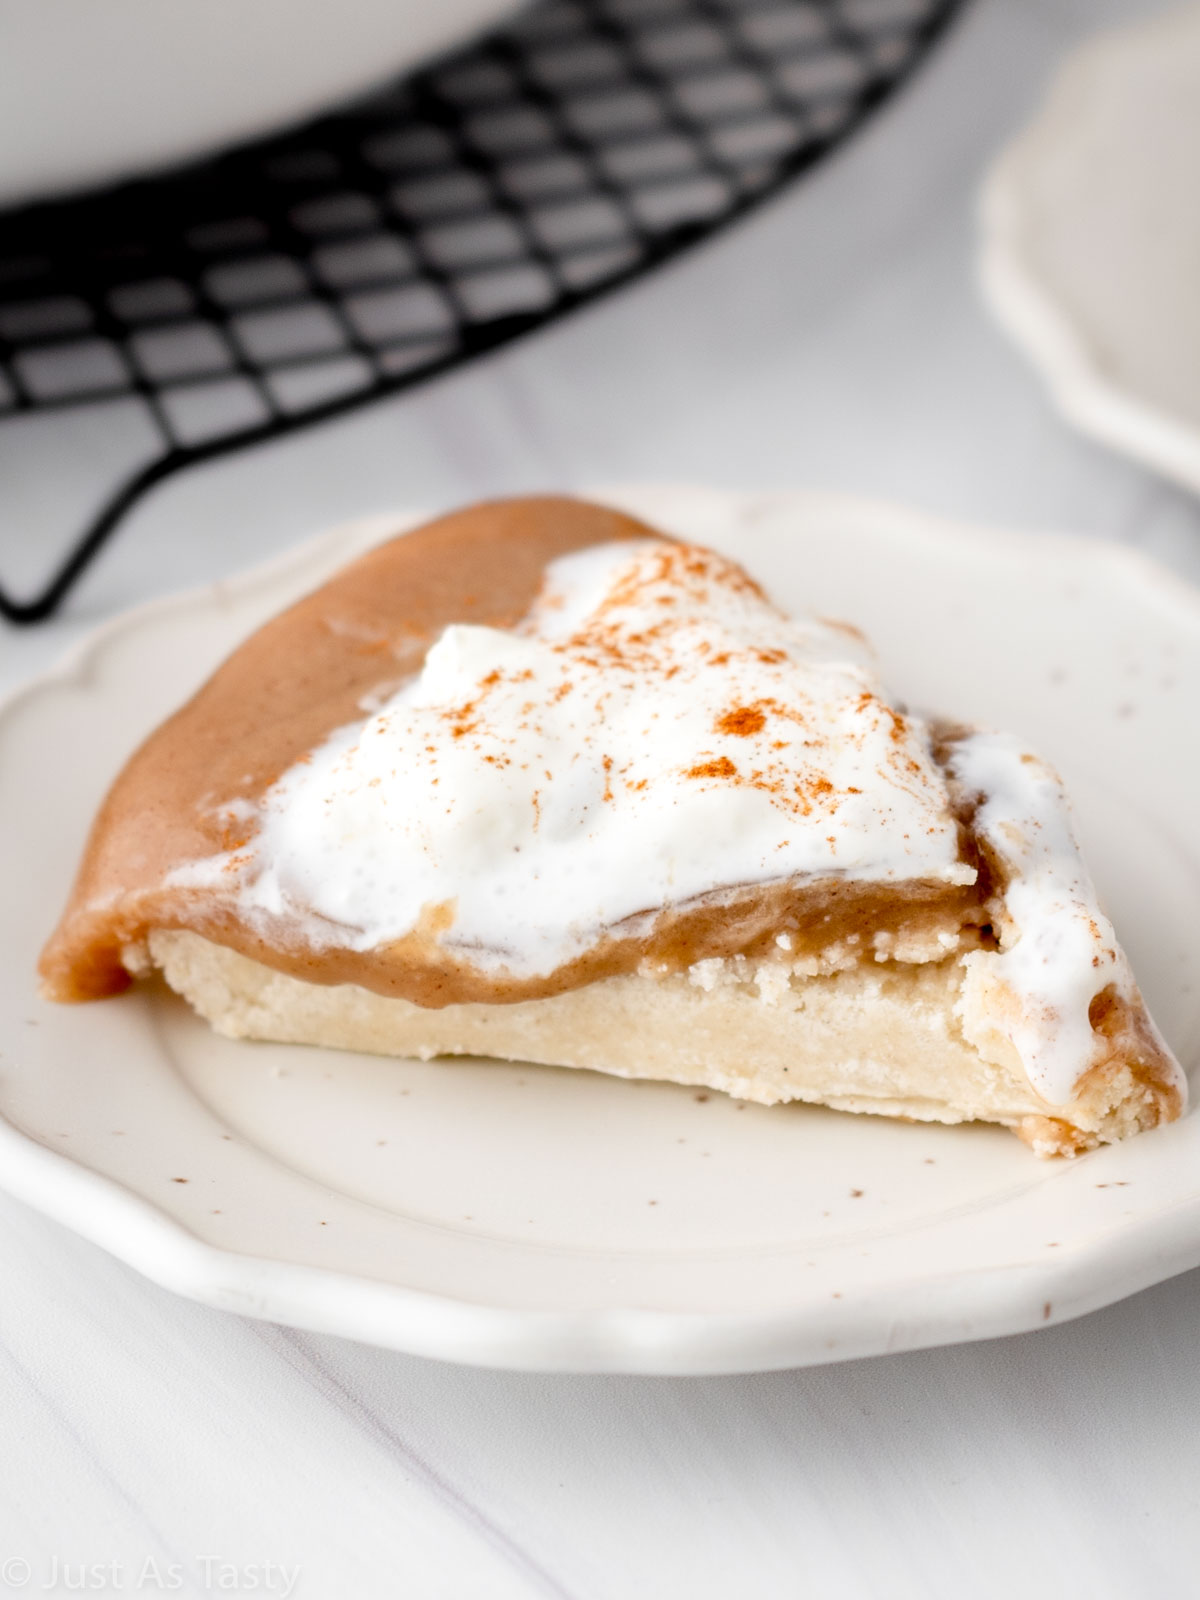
(0, 0, 526, 208)
(2, 487, 1199, 1375)
(980, 3, 1200, 498)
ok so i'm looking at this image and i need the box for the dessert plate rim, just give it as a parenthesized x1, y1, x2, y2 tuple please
(2, 485, 1198, 1375)
(979, 2, 1200, 498)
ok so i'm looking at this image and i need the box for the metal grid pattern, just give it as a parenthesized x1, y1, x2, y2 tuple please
(0, 0, 966, 623)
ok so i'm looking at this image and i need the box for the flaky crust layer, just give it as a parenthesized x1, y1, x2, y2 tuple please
(145, 931, 1182, 1157)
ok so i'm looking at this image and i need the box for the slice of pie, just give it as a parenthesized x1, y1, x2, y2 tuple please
(39, 496, 1185, 1156)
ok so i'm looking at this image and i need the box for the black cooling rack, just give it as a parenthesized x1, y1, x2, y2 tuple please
(0, 0, 967, 624)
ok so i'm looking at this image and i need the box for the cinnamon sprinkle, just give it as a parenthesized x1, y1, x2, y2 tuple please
(716, 705, 767, 737)
(687, 756, 738, 780)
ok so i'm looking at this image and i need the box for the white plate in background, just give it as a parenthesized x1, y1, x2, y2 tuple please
(0, 486, 1198, 1373)
(0, 0, 526, 208)
(981, 3, 1200, 497)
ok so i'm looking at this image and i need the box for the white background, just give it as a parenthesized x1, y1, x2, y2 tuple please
(3, 1, 1199, 1595)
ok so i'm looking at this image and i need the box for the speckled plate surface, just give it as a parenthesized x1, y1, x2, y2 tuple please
(1, 487, 1198, 1374)
(981, 3, 1200, 496)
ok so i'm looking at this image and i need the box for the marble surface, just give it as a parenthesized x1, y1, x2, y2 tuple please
(3, 1, 1199, 1594)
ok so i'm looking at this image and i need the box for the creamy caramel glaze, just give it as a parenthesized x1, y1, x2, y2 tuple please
(40, 497, 987, 1008)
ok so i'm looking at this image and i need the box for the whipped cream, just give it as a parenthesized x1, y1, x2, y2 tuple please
(180, 538, 975, 977)
(950, 732, 1185, 1107)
